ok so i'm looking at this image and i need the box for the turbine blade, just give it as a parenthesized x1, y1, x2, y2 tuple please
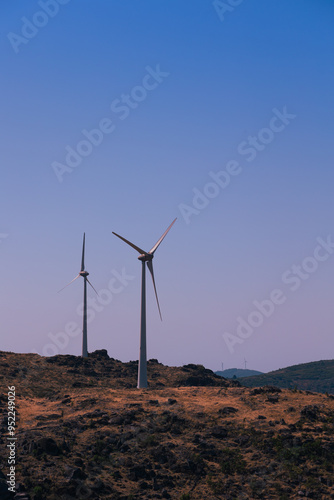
(112, 232, 146, 255)
(149, 218, 177, 255)
(81, 233, 85, 272)
(86, 278, 99, 296)
(58, 274, 80, 293)
(147, 260, 162, 321)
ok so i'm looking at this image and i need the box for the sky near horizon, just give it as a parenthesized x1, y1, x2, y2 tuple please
(1, 0, 334, 374)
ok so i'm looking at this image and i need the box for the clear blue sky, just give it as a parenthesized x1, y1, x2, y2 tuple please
(1, 0, 333, 373)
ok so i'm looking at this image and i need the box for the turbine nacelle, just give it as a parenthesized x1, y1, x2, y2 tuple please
(112, 218, 177, 323)
(138, 253, 153, 262)
(58, 233, 98, 295)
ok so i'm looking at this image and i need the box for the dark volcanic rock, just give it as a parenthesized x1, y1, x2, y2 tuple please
(128, 465, 150, 481)
(69, 467, 87, 480)
(251, 386, 282, 395)
(89, 349, 110, 359)
(72, 381, 88, 388)
(32, 437, 60, 456)
(35, 413, 62, 421)
(178, 364, 239, 387)
(14, 493, 31, 500)
(218, 406, 238, 415)
(300, 405, 320, 421)
(179, 375, 220, 386)
(0, 480, 14, 499)
(267, 395, 279, 403)
(210, 426, 228, 438)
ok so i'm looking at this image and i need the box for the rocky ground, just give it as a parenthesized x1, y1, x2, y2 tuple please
(0, 350, 334, 499)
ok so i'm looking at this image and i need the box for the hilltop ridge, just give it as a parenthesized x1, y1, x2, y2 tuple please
(0, 350, 238, 399)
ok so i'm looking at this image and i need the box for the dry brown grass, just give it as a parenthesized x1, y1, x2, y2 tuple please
(1, 351, 334, 499)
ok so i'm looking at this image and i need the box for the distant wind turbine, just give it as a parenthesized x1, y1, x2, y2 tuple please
(58, 233, 98, 357)
(113, 218, 177, 388)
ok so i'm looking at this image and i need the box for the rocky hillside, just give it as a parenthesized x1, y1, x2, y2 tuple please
(1, 351, 334, 499)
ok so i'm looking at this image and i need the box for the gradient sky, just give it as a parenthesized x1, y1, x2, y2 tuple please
(1, 0, 333, 373)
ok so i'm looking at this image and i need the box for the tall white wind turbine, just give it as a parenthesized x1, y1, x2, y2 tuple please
(59, 233, 98, 357)
(113, 218, 177, 388)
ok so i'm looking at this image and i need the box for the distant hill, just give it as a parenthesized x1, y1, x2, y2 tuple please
(215, 368, 263, 379)
(239, 359, 334, 394)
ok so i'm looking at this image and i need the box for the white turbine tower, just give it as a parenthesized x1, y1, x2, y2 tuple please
(59, 233, 98, 357)
(113, 218, 177, 388)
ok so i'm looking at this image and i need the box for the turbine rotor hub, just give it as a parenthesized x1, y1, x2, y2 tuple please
(80, 271, 89, 277)
(138, 253, 153, 262)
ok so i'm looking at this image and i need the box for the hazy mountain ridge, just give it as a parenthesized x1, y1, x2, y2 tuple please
(215, 368, 263, 379)
(238, 359, 334, 394)
(1, 351, 334, 499)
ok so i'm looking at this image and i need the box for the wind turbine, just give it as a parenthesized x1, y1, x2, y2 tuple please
(59, 233, 98, 357)
(113, 218, 177, 388)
